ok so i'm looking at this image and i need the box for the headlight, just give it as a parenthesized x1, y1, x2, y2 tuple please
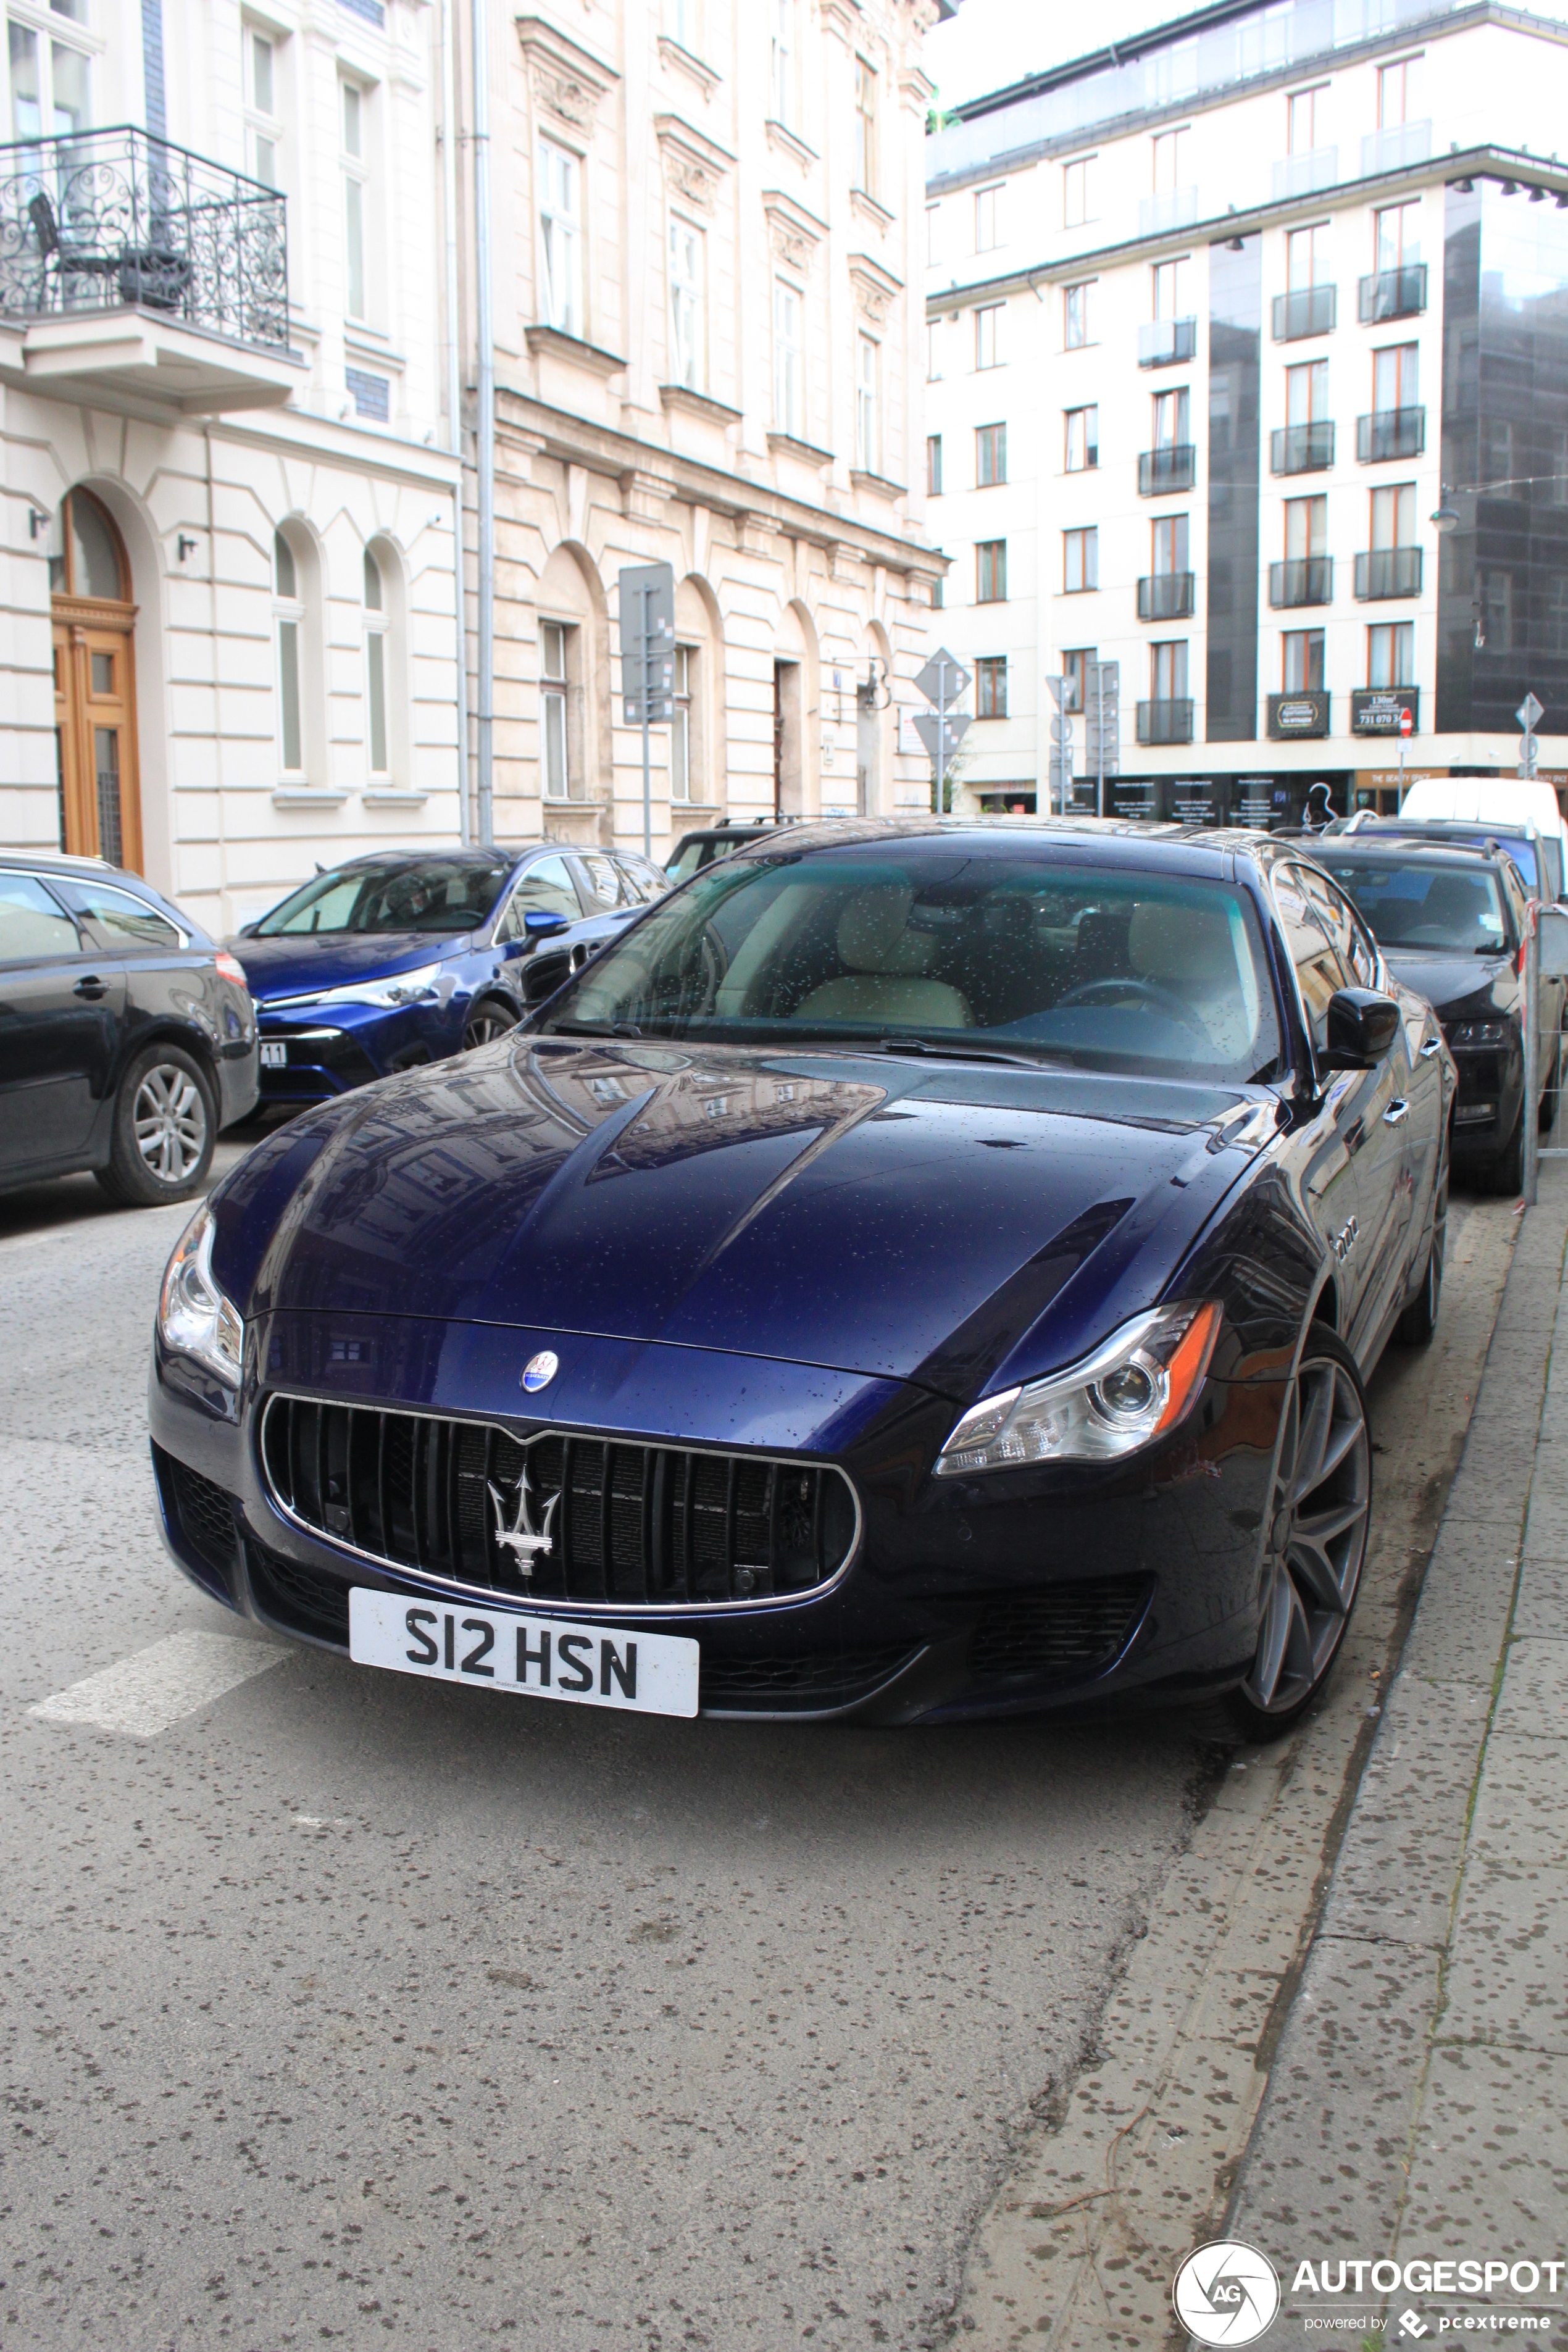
(276, 962, 446, 1012)
(934, 1301, 1222, 1477)
(158, 1203, 244, 1388)
(1445, 1020, 1509, 1049)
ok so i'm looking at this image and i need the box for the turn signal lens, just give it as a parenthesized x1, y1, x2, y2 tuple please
(934, 1301, 1222, 1477)
(158, 1203, 244, 1388)
(215, 951, 249, 989)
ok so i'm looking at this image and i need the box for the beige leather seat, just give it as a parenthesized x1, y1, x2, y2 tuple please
(1126, 899, 1252, 1057)
(795, 883, 973, 1028)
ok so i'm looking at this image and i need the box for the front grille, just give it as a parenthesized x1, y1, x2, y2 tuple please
(259, 1396, 859, 1608)
(167, 1455, 240, 1577)
(970, 1578, 1151, 1685)
(700, 1646, 920, 1708)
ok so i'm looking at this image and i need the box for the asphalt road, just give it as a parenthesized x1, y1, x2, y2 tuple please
(0, 1156, 1513, 2352)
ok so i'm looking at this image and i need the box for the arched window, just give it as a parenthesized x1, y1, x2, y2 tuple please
(48, 486, 141, 869)
(273, 530, 304, 776)
(270, 518, 325, 791)
(364, 546, 388, 777)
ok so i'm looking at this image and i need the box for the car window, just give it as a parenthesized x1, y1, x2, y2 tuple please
(59, 877, 183, 951)
(665, 840, 709, 882)
(0, 873, 81, 964)
(496, 854, 582, 938)
(615, 853, 667, 904)
(1320, 857, 1511, 956)
(1274, 865, 1350, 1056)
(1301, 868, 1377, 991)
(578, 853, 627, 910)
(256, 858, 511, 935)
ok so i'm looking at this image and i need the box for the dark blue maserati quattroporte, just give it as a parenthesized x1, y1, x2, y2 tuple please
(150, 822, 1453, 1735)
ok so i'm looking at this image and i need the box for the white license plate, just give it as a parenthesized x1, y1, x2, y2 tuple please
(260, 1040, 288, 1069)
(348, 1588, 699, 1718)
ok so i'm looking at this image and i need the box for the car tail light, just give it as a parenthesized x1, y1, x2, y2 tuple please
(215, 951, 248, 989)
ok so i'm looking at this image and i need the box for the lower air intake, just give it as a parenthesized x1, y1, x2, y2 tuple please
(970, 1578, 1152, 1684)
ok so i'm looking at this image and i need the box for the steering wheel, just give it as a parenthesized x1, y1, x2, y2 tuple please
(1056, 975, 1210, 1035)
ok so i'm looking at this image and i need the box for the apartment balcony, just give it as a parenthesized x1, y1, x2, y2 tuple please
(1137, 698, 1195, 745)
(1267, 689, 1331, 739)
(1138, 317, 1197, 368)
(1271, 145, 1338, 201)
(1138, 185, 1199, 237)
(1137, 572, 1196, 620)
(1354, 546, 1423, 599)
(1270, 420, 1335, 474)
(1268, 556, 1333, 608)
(0, 125, 299, 409)
(1138, 443, 1196, 495)
(1357, 405, 1425, 462)
(1358, 264, 1427, 323)
(1272, 284, 1336, 341)
(1362, 120, 1432, 177)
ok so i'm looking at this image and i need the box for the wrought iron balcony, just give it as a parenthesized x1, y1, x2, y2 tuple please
(1354, 546, 1422, 599)
(1138, 317, 1197, 368)
(1270, 421, 1335, 474)
(1357, 406, 1425, 462)
(1268, 556, 1333, 607)
(1272, 285, 1336, 341)
(1138, 443, 1196, 495)
(0, 125, 288, 354)
(1137, 572, 1195, 620)
(1136, 698, 1194, 745)
(1359, 264, 1427, 323)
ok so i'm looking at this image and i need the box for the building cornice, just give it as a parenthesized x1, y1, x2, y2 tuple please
(653, 111, 735, 214)
(515, 14, 619, 138)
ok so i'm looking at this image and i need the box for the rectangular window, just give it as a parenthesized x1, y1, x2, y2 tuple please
(1152, 514, 1190, 574)
(1285, 223, 1326, 291)
(974, 183, 1002, 252)
(1285, 359, 1328, 425)
(854, 57, 877, 196)
(974, 304, 1002, 370)
(670, 644, 692, 801)
(1287, 85, 1324, 153)
(1283, 628, 1325, 691)
(667, 0, 699, 49)
(669, 215, 705, 390)
(1367, 620, 1414, 686)
(770, 0, 796, 127)
(8, 20, 91, 141)
(1378, 56, 1418, 129)
(856, 333, 880, 474)
(1151, 640, 1188, 700)
(1064, 281, 1093, 349)
(1151, 126, 1188, 191)
(1063, 527, 1097, 594)
(1285, 494, 1327, 559)
(977, 421, 1007, 485)
(1064, 406, 1096, 473)
(246, 27, 282, 188)
(976, 656, 1007, 718)
(1153, 386, 1190, 448)
(1062, 648, 1093, 713)
(927, 320, 942, 382)
(774, 279, 803, 436)
(1063, 155, 1095, 228)
(542, 620, 570, 798)
(538, 137, 583, 339)
(976, 540, 1007, 603)
(925, 204, 938, 265)
(341, 80, 367, 321)
(1375, 199, 1420, 272)
(1153, 256, 1189, 320)
(927, 435, 942, 496)
(1370, 482, 1416, 548)
(1373, 342, 1418, 411)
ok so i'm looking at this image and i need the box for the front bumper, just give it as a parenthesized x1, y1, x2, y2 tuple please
(148, 1318, 1280, 1725)
(254, 998, 463, 1100)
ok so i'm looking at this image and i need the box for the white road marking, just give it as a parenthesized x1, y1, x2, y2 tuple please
(28, 1628, 288, 1738)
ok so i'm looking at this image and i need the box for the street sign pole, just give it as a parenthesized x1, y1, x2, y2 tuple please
(1526, 900, 1540, 1207)
(935, 656, 948, 813)
(913, 648, 972, 815)
(1519, 691, 1544, 783)
(641, 582, 653, 859)
(1096, 664, 1106, 820)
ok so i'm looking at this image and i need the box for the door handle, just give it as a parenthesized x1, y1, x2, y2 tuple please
(1383, 1099, 1410, 1125)
(1420, 1036, 1443, 1058)
(73, 975, 107, 999)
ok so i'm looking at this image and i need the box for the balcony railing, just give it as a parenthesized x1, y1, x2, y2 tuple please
(1138, 317, 1197, 368)
(1354, 546, 1423, 599)
(1137, 698, 1195, 745)
(0, 124, 288, 350)
(1359, 264, 1427, 323)
(1270, 420, 1335, 474)
(1361, 120, 1432, 177)
(1137, 572, 1196, 620)
(1138, 443, 1196, 495)
(1268, 556, 1333, 608)
(1357, 406, 1425, 462)
(1272, 284, 1336, 341)
(1138, 186, 1199, 237)
(1272, 146, 1338, 201)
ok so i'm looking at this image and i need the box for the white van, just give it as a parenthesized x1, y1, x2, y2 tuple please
(1395, 776, 1568, 900)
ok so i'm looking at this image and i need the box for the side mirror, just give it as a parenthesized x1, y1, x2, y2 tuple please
(236, 920, 258, 938)
(523, 909, 569, 940)
(1538, 905, 1568, 979)
(1324, 987, 1401, 1070)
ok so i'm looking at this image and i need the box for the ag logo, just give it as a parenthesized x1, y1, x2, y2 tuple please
(1172, 2240, 1280, 2345)
(521, 1349, 559, 1395)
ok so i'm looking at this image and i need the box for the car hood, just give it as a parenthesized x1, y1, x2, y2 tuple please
(217, 1038, 1267, 1403)
(233, 930, 466, 1003)
(1382, 948, 1516, 1022)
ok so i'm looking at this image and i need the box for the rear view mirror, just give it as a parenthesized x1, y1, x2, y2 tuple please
(1538, 905, 1568, 978)
(1324, 988, 1401, 1070)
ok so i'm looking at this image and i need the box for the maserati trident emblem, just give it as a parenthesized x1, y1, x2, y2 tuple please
(487, 1459, 559, 1579)
(521, 1349, 559, 1394)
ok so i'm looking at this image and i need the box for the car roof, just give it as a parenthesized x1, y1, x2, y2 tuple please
(712, 814, 1284, 881)
(0, 848, 119, 875)
(1313, 839, 1504, 869)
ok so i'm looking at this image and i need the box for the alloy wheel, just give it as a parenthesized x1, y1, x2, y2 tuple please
(133, 1062, 209, 1185)
(1241, 1348, 1370, 1719)
(463, 1004, 519, 1049)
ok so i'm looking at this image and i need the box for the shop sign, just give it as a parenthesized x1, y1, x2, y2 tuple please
(1267, 690, 1330, 739)
(1356, 767, 1448, 794)
(1350, 688, 1420, 735)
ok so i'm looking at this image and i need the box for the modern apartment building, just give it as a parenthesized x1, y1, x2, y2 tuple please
(473, 0, 941, 846)
(0, 0, 462, 932)
(924, 0, 1568, 825)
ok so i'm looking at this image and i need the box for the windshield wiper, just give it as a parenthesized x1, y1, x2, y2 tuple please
(544, 1019, 645, 1038)
(870, 1036, 1069, 1070)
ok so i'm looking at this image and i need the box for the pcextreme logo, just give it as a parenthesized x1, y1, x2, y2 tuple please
(1173, 2239, 1283, 2345)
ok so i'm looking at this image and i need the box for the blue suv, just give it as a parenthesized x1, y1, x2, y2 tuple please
(236, 843, 665, 1103)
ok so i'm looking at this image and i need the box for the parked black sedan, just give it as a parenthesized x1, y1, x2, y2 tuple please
(1312, 837, 1561, 1193)
(0, 853, 258, 1203)
(150, 821, 1451, 1738)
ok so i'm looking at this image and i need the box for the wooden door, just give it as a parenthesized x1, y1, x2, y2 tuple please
(52, 607, 141, 872)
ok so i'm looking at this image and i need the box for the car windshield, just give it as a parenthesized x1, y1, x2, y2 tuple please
(256, 858, 510, 936)
(540, 846, 1285, 1082)
(666, 837, 734, 883)
(1319, 858, 1511, 954)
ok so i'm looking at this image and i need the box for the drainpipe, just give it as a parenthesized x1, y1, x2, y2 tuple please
(472, 0, 495, 847)
(440, 0, 470, 844)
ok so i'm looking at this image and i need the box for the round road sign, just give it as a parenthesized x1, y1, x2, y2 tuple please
(1399, 708, 1414, 737)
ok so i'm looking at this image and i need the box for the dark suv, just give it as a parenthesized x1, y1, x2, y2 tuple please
(0, 853, 259, 1203)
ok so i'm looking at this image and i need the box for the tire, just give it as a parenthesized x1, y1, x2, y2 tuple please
(462, 998, 520, 1051)
(1228, 1328, 1371, 1742)
(95, 1044, 215, 1207)
(1489, 1107, 1525, 1198)
(1398, 1141, 1448, 1346)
